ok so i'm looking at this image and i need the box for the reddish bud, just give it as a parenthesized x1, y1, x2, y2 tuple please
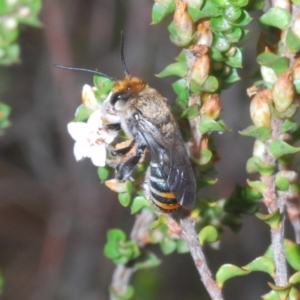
(200, 93, 221, 120)
(195, 20, 213, 46)
(250, 89, 272, 127)
(292, 57, 300, 80)
(173, 0, 194, 46)
(190, 45, 210, 85)
(272, 71, 295, 113)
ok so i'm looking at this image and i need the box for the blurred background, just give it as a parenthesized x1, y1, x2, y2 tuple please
(0, 0, 277, 299)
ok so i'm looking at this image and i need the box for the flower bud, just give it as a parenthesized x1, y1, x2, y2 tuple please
(272, 0, 290, 11)
(261, 65, 277, 84)
(292, 13, 300, 39)
(250, 89, 272, 127)
(105, 179, 127, 193)
(200, 93, 221, 120)
(276, 171, 298, 183)
(253, 140, 267, 160)
(82, 84, 98, 110)
(292, 57, 300, 80)
(272, 71, 295, 113)
(195, 20, 213, 46)
(190, 45, 210, 86)
(173, 0, 194, 46)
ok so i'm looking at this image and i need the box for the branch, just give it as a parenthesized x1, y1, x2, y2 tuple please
(167, 215, 224, 300)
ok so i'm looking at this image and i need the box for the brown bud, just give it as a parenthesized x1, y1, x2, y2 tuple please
(190, 45, 210, 85)
(195, 20, 213, 46)
(292, 57, 300, 80)
(250, 89, 272, 127)
(173, 0, 194, 46)
(200, 93, 221, 120)
(272, 71, 295, 113)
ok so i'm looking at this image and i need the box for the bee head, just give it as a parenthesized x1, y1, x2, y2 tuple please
(110, 76, 146, 107)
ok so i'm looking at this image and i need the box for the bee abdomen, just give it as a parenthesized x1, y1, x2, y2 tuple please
(149, 162, 180, 212)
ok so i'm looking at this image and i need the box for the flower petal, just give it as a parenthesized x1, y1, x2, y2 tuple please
(90, 144, 107, 166)
(82, 84, 99, 110)
(67, 122, 88, 141)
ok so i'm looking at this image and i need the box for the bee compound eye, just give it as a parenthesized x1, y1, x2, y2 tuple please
(110, 92, 130, 105)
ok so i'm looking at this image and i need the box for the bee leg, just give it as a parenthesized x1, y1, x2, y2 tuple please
(110, 140, 135, 157)
(105, 123, 122, 131)
(116, 145, 146, 181)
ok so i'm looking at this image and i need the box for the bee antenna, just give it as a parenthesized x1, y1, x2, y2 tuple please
(120, 31, 130, 76)
(54, 64, 115, 82)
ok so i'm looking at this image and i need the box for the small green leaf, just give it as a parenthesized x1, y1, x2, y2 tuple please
(232, 10, 252, 26)
(107, 229, 126, 242)
(257, 53, 289, 74)
(213, 36, 231, 52)
(223, 27, 243, 43)
(221, 67, 240, 84)
(268, 282, 292, 298)
(228, 0, 249, 7)
(262, 290, 278, 300)
(118, 192, 131, 207)
(246, 157, 261, 174)
(202, 76, 219, 92)
(281, 119, 299, 134)
(216, 264, 250, 288)
(193, 149, 213, 166)
(160, 238, 177, 255)
(131, 196, 149, 214)
(223, 5, 242, 21)
(289, 287, 300, 300)
(210, 16, 232, 32)
(256, 209, 281, 230)
(286, 29, 300, 54)
(97, 166, 111, 182)
(285, 239, 300, 271)
(225, 47, 242, 68)
(260, 7, 291, 30)
(181, 104, 200, 120)
(135, 253, 161, 270)
(247, 180, 267, 194)
(94, 75, 114, 96)
(177, 239, 189, 253)
(243, 256, 275, 277)
(151, 0, 175, 24)
(188, 1, 220, 21)
(289, 271, 300, 284)
(74, 104, 91, 121)
(257, 52, 279, 66)
(199, 119, 227, 134)
(110, 285, 134, 300)
(198, 225, 219, 245)
(269, 140, 300, 158)
(239, 125, 271, 142)
(156, 61, 188, 78)
(275, 176, 289, 191)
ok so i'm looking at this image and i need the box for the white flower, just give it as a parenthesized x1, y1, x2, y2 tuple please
(82, 84, 99, 110)
(67, 110, 118, 167)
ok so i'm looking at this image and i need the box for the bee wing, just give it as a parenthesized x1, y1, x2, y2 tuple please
(135, 115, 196, 209)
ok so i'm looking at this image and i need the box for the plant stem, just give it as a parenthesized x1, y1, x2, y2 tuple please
(167, 215, 224, 300)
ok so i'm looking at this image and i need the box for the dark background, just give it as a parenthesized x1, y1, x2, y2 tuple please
(0, 1, 276, 299)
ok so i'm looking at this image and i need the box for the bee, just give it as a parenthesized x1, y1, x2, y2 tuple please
(55, 34, 196, 212)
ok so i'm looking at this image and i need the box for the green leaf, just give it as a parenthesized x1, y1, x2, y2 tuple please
(97, 166, 111, 182)
(73, 104, 91, 121)
(275, 176, 289, 191)
(94, 76, 114, 96)
(107, 229, 126, 242)
(135, 253, 161, 270)
(289, 287, 300, 300)
(281, 119, 299, 134)
(260, 7, 291, 30)
(269, 140, 300, 158)
(239, 125, 271, 142)
(256, 209, 281, 230)
(262, 290, 278, 300)
(110, 285, 135, 300)
(213, 36, 231, 52)
(286, 29, 300, 54)
(223, 27, 243, 43)
(268, 282, 293, 299)
(285, 239, 300, 271)
(225, 47, 242, 68)
(221, 67, 240, 84)
(228, 0, 249, 7)
(223, 5, 242, 21)
(198, 225, 219, 245)
(216, 264, 250, 288)
(243, 256, 275, 277)
(199, 119, 227, 134)
(257, 53, 289, 74)
(232, 10, 252, 26)
(210, 16, 232, 32)
(151, 0, 175, 24)
(202, 75, 219, 92)
(156, 61, 188, 78)
(193, 149, 213, 166)
(131, 196, 149, 214)
(257, 52, 279, 67)
(177, 239, 189, 253)
(247, 180, 267, 194)
(187, 1, 220, 21)
(181, 103, 200, 120)
(160, 238, 177, 255)
(118, 192, 131, 207)
(289, 271, 300, 284)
